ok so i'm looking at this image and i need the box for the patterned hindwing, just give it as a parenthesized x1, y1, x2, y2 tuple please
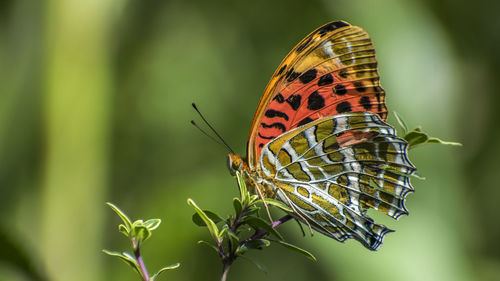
(259, 112, 415, 250)
(248, 21, 387, 167)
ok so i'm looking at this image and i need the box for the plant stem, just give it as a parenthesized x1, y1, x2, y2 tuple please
(244, 215, 293, 243)
(221, 260, 232, 281)
(219, 209, 245, 281)
(271, 214, 293, 228)
(219, 214, 293, 281)
(133, 240, 150, 281)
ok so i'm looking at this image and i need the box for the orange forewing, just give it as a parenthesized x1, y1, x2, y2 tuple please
(246, 21, 387, 167)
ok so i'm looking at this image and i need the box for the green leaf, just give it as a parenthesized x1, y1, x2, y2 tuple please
(132, 225, 151, 242)
(102, 250, 143, 278)
(233, 198, 243, 217)
(404, 129, 462, 149)
(131, 219, 142, 228)
(242, 239, 271, 250)
(240, 255, 268, 273)
(191, 210, 223, 226)
(392, 112, 462, 149)
(242, 217, 283, 240)
(258, 198, 293, 212)
(235, 245, 248, 255)
(393, 111, 408, 135)
(187, 199, 220, 244)
(237, 239, 271, 255)
(144, 219, 161, 231)
(404, 130, 429, 148)
(276, 241, 316, 261)
(106, 202, 132, 231)
(244, 205, 260, 216)
(118, 224, 129, 237)
(248, 194, 259, 205)
(218, 225, 228, 240)
(425, 137, 463, 146)
(223, 228, 240, 248)
(197, 240, 219, 253)
(150, 263, 180, 281)
(236, 171, 249, 204)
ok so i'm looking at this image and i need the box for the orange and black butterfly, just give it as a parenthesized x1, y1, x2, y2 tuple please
(227, 21, 415, 250)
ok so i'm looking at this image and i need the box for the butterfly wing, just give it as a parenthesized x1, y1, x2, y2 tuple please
(247, 21, 387, 167)
(259, 112, 415, 250)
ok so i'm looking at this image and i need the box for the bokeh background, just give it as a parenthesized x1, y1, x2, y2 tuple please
(1, 0, 499, 280)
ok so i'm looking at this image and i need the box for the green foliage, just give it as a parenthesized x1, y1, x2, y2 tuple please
(102, 250, 145, 278)
(275, 241, 316, 261)
(150, 264, 182, 281)
(394, 112, 462, 149)
(103, 203, 180, 281)
(188, 199, 222, 245)
(188, 172, 315, 280)
(191, 209, 224, 227)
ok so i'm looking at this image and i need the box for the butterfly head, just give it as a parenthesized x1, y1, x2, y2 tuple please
(227, 153, 245, 176)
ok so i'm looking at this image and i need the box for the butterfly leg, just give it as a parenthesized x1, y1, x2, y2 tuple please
(254, 184, 274, 223)
(276, 187, 314, 236)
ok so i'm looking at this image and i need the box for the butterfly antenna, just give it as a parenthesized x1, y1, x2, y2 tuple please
(190, 120, 227, 147)
(192, 103, 235, 154)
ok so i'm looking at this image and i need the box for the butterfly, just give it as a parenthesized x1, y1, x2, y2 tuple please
(227, 21, 415, 250)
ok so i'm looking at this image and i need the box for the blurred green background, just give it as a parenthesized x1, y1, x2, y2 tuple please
(1, 0, 499, 280)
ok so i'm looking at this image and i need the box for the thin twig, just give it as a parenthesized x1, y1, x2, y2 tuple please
(220, 208, 246, 281)
(243, 215, 293, 243)
(271, 215, 293, 228)
(221, 261, 232, 281)
(132, 239, 150, 281)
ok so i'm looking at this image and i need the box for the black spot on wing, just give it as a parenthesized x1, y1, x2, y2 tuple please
(317, 21, 349, 36)
(298, 117, 314, 127)
(258, 133, 276, 140)
(307, 91, 325, 110)
(299, 69, 317, 84)
(259, 143, 264, 148)
(278, 65, 287, 75)
(265, 109, 289, 121)
(354, 81, 366, 92)
(296, 36, 312, 53)
(336, 101, 352, 113)
(359, 96, 372, 110)
(287, 71, 301, 82)
(318, 73, 334, 86)
(261, 122, 286, 132)
(338, 69, 348, 78)
(376, 92, 382, 111)
(334, 84, 347, 96)
(286, 94, 301, 111)
(273, 93, 285, 103)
